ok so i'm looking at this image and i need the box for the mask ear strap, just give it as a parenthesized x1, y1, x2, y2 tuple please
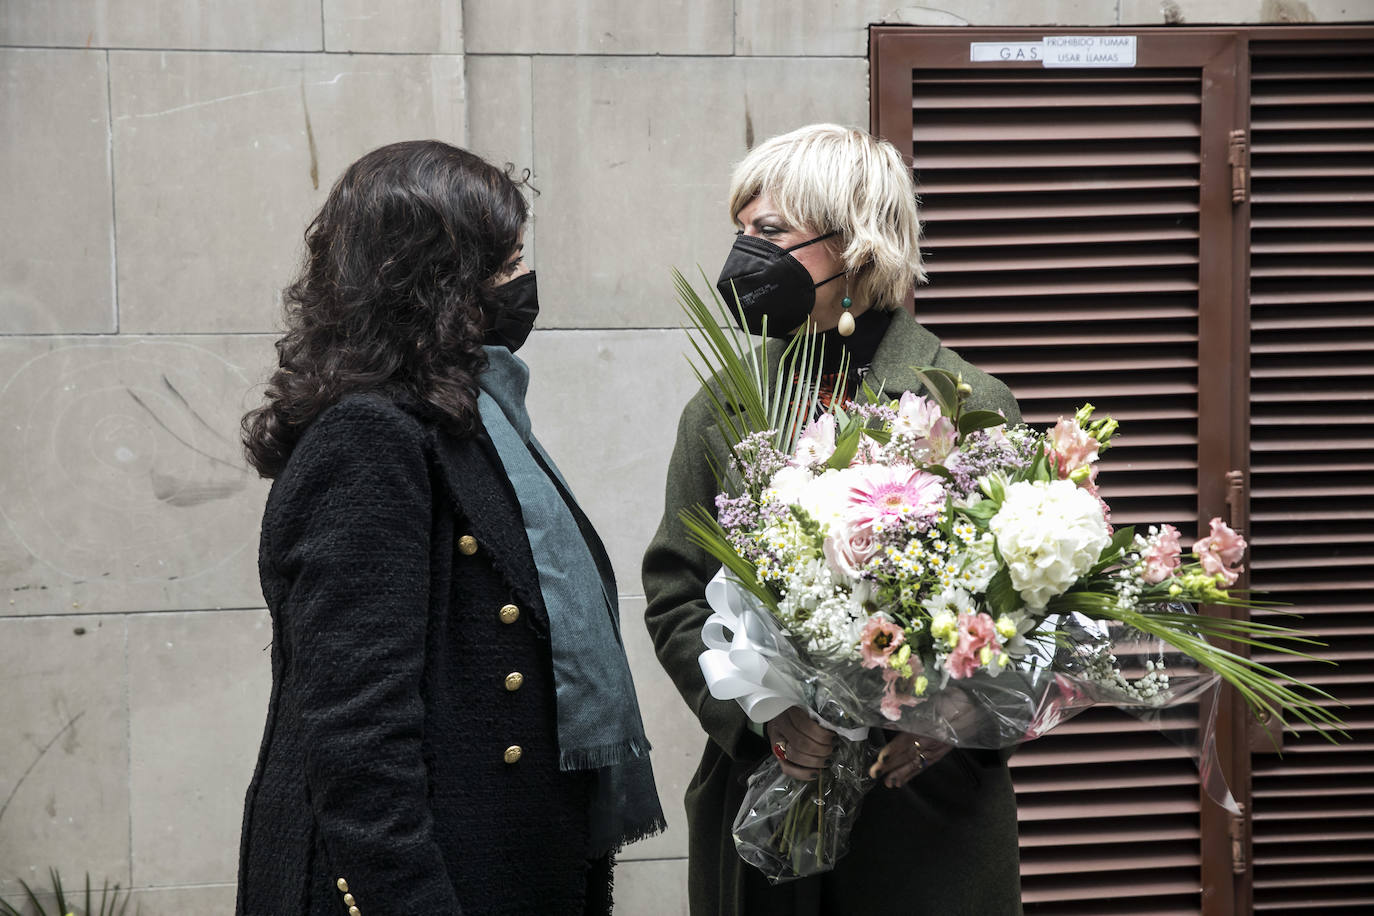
(812, 269, 846, 290)
(783, 230, 840, 254)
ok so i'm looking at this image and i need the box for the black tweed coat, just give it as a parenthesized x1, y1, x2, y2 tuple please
(237, 393, 612, 916)
(643, 312, 1026, 915)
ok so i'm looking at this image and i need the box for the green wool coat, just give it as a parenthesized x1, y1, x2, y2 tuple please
(642, 310, 1026, 916)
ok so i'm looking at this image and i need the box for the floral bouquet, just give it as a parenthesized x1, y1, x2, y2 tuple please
(674, 270, 1345, 882)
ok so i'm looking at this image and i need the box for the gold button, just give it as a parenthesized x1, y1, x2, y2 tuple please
(504, 745, 523, 764)
(505, 672, 524, 692)
(343, 894, 355, 906)
(348, 908, 360, 916)
(336, 878, 349, 893)
(458, 534, 478, 556)
(499, 604, 520, 624)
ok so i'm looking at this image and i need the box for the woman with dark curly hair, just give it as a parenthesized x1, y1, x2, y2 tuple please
(235, 140, 664, 916)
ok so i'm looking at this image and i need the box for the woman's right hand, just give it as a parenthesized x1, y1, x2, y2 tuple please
(765, 706, 836, 781)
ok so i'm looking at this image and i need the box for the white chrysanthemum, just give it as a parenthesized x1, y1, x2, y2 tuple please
(989, 479, 1110, 610)
(793, 467, 859, 532)
(766, 464, 812, 508)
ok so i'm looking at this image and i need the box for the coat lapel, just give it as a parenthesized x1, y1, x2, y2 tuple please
(428, 425, 547, 618)
(868, 309, 943, 398)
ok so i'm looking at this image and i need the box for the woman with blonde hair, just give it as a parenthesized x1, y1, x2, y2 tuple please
(643, 124, 1023, 914)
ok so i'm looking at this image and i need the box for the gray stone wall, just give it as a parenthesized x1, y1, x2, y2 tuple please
(2, 1, 1366, 912)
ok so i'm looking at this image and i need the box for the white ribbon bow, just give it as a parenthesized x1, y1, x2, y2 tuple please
(698, 569, 869, 742)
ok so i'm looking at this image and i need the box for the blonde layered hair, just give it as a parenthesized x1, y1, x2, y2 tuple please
(728, 123, 926, 311)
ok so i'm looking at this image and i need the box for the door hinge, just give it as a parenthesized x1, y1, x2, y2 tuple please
(1228, 129, 1249, 204)
(1229, 802, 1249, 875)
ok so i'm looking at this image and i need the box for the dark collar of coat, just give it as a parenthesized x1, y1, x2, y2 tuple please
(426, 423, 549, 625)
(750, 308, 941, 403)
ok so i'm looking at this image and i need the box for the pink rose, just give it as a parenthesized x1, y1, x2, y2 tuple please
(1045, 418, 1100, 480)
(1141, 524, 1183, 584)
(945, 612, 1001, 680)
(792, 413, 836, 467)
(823, 518, 880, 579)
(859, 617, 905, 670)
(1193, 518, 1247, 586)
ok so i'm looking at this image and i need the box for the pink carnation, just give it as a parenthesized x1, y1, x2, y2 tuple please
(846, 465, 946, 531)
(1193, 517, 1247, 586)
(859, 617, 905, 670)
(1141, 524, 1183, 584)
(945, 612, 1001, 680)
(1045, 418, 1100, 480)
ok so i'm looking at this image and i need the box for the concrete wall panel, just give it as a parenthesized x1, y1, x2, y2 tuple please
(127, 609, 271, 887)
(0, 335, 274, 616)
(1, 49, 115, 334)
(110, 51, 465, 333)
(0, 616, 130, 898)
(323, 0, 464, 54)
(0, 0, 321, 51)
(465, 0, 733, 55)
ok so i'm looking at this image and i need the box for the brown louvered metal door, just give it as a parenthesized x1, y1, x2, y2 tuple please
(1245, 32, 1374, 916)
(871, 27, 1248, 914)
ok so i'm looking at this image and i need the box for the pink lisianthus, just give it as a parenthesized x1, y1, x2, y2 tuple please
(880, 671, 922, 721)
(846, 464, 946, 531)
(823, 518, 881, 578)
(893, 392, 958, 462)
(1045, 418, 1100, 480)
(1141, 524, 1183, 584)
(858, 616, 905, 670)
(792, 413, 836, 467)
(945, 611, 1001, 679)
(892, 392, 943, 438)
(1193, 517, 1247, 586)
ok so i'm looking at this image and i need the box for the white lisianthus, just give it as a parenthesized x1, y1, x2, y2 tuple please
(989, 479, 1111, 610)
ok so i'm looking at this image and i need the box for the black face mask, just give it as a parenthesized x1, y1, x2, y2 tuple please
(484, 270, 539, 352)
(715, 232, 844, 338)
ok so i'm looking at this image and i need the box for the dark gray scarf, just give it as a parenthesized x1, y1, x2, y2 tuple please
(476, 346, 665, 854)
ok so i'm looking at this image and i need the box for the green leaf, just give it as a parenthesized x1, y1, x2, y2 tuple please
(910, 366, 960, 418)
(961, 500, 998, 522)
(825, 417, 864, 469)
(957, 409, 1008, 436)
(986, 567, 1019, 615)
(920, 463, 952, 480)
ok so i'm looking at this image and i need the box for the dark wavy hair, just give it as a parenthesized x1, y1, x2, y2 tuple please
(243, 140, 528, 478)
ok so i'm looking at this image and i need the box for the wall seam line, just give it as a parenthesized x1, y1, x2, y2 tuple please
(105, 49, 120, 334)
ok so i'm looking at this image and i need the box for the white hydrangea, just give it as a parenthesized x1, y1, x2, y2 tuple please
(989, 479, 1110, 610)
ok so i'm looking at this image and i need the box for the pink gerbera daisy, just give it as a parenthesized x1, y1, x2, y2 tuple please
(846, 465, 945, 530)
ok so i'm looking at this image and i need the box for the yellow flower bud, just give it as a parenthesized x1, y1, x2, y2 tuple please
(997, 653, 1011, 668)
(995, 615, 1017, 640)
(980, 645, 993, 665)
(913, 675, 929, 695)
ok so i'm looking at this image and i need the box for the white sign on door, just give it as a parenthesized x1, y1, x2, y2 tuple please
(970, 36, 1138, 68)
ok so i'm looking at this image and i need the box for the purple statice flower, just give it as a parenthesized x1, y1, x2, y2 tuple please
(846, 400, 897, 427)
(947, 429, 1022, 499)
(732, 430, 789, 492)
(715, 492, 758, 533)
